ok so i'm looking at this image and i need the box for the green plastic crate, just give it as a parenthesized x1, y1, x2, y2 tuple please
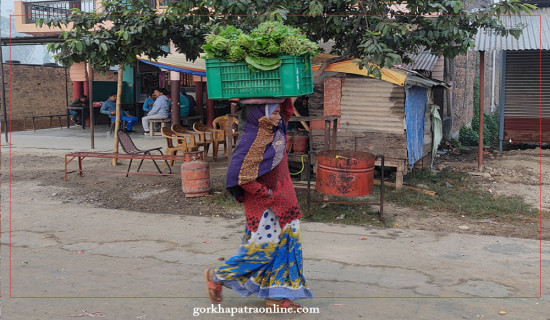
(205, 55, 313, 99)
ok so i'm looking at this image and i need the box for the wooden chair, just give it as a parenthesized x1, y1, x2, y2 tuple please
(213, 115, 239, 145)
(172, 124, 210, 159)
(117, 129, 168, 176)
(160, 127, 198, 167)
(192, 122, 226, 160)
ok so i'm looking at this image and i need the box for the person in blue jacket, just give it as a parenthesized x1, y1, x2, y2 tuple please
(100, 93, 139, 132)
(142, 88, 171, 134)
(142, 91, 156, 114)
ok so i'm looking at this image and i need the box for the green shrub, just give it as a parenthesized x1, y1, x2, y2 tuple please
(459, 126, 479, 146)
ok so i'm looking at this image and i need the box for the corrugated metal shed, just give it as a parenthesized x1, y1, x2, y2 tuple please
(340, 78, 405, 134)
(474, 8, 550, 51)
(400, 51, 440, 72)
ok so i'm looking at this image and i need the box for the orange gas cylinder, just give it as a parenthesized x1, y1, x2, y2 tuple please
(181, 151, 210, 198)
(292, 134, 308, 154)
(315, 150, 375, 197)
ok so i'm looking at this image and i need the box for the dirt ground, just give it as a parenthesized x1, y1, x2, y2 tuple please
(4, 144, 549, 240)
(392, 145, 549, 240)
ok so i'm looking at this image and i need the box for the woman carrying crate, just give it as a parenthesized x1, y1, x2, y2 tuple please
(203, 98, 313, 312)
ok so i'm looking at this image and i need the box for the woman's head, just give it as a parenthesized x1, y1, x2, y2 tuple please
(265, 103, 281, 124)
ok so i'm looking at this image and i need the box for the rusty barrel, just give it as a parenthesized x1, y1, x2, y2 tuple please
(181, 151, 210, 198)
(316, 150, 376, 197)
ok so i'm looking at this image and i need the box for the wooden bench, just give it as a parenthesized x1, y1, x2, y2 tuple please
(24, 114, 68, 131)
(64, 152, 189, 180)
(149, 118, 171, 136)
(180, 115, 202, 128)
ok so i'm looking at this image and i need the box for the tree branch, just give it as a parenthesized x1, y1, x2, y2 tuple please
(313, 55, 348, 83)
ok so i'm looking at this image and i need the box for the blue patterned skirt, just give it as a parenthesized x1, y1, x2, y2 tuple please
(213, 209, 313, 299)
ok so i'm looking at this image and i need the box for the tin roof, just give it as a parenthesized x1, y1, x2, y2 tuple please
(474, 8, 550, 51)
(399, 51, 440, 72)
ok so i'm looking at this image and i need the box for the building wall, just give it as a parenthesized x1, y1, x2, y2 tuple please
(449, 50, 502, 138)
(445, 0, 503, 138)
(450, 51, 477, 136)
(2, 63, 116, 131)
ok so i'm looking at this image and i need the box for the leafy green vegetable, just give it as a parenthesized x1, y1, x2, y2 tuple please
(228, 46, 246, 61)
(245, 55, 282, 71)
(202, 21, 318, 71)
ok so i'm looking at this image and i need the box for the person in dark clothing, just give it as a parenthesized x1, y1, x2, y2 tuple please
(288, 96, 310, 131)
(68, 95, 90, 127)
(293, 96, 309, 117)
(180, 88, 197, 117)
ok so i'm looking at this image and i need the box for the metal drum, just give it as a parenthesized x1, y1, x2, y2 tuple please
(316, 150, 375, 197)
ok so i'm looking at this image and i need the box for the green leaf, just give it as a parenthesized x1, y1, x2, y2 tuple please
(382, 25, 389, 36)
(245, 55, 282, 70)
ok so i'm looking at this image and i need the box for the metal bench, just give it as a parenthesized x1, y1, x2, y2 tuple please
(65, 130, 186, 179)
(64, 152, 192, 180)
(24, 114, 68, 131)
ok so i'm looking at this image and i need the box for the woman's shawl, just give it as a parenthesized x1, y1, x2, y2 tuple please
(226, 104, 286, 199)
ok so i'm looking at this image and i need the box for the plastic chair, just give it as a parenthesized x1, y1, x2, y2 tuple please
(160, 127, 198, 167)
(116, 129, 168, 176)
(172, 124, 210, 159)
(192, 122, 226, 160)
(213, 115, 239, 145)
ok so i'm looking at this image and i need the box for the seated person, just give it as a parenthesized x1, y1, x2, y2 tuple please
(142, 88, 171, 134)
(100, 92, 139, 132)
(142, 91, 156, 114)
(68, 95, 90, 126)
(179, 88, 197, 117)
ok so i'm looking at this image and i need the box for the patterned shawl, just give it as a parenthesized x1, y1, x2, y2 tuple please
(226, 104, 286, 199)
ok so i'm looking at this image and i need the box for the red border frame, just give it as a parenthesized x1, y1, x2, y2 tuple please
(3, 13, 544, 299)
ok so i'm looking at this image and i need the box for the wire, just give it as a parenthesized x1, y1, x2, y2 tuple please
(289, 154, 308, 175)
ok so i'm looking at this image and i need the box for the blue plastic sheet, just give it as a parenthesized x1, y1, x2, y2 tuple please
(405, 86, 428, 167)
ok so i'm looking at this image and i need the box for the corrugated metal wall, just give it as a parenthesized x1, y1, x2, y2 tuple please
(505, 50, 550, 119)
(340, 78, 405, 133)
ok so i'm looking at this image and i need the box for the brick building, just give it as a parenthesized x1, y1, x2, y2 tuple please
(2, 62, 116, 131)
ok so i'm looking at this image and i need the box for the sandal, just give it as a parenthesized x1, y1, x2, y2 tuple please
(203, 268, 223, 303)
(265, 298, 303, 312)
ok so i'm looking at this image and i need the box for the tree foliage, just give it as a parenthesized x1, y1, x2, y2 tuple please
(37, 0, 196, 71)
(37, 0, 535, 76)
(168, 0, 535, 77)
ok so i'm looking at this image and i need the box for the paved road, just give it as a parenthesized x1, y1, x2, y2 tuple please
(1, 179, 548, 319)
(1, 128, 549, 319)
